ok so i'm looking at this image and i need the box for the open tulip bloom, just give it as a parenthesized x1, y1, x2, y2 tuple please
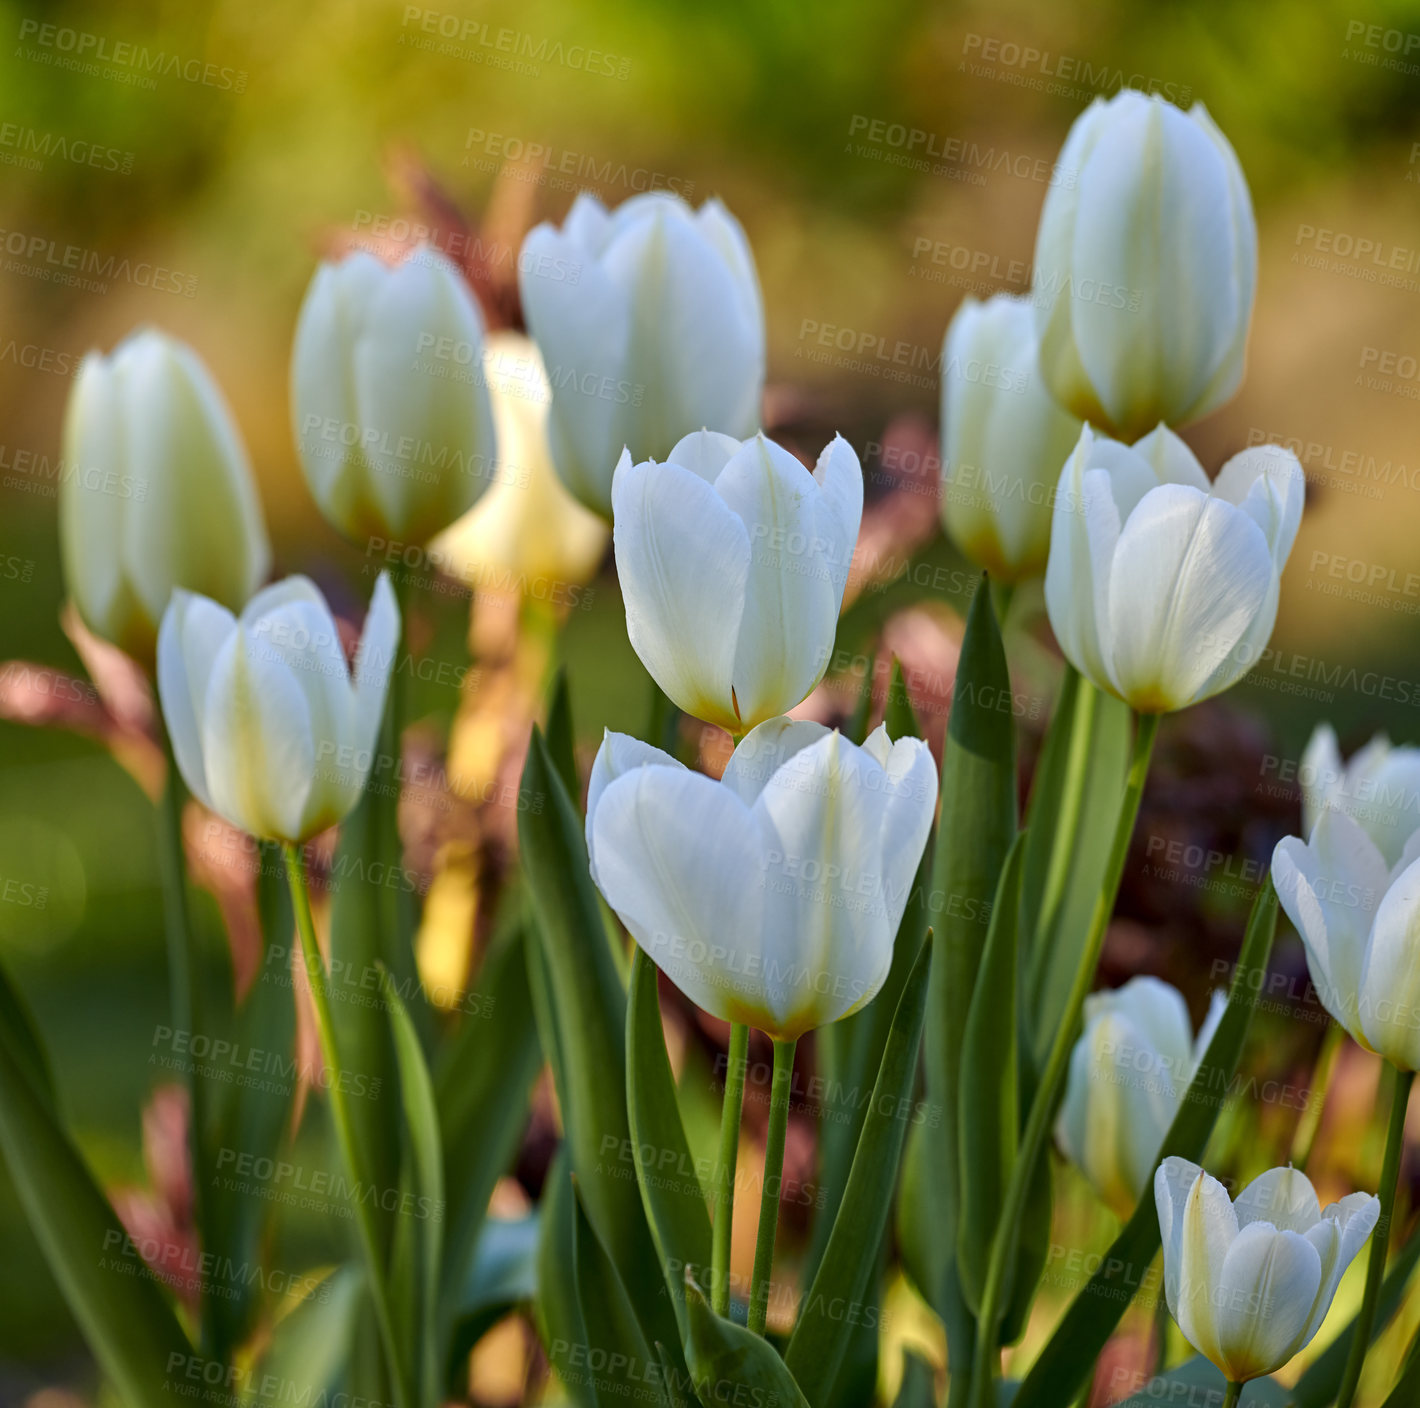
(1300, 723, 1420, 868)
(584, 716, 936, 1040)
(1155, 1159, 1378, 1385)
(157, 574, 399, 844)
(612, 429, 863, 734)
(1045, 423, 1303, 714)
(519, 191, 765, 517)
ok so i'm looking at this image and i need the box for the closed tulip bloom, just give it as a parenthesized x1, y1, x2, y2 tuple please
(613, 430, 862, 732)
(1155, 1158, 1377, 1383)
(940, 293, 1083, 581)
(430, 332, 609, 592)
(584, 717, 937, 1040)
(1272, 809, 1420, 1069)
(1033, 92, 1256, 442)
(1056, 977, 1225, 1218)
(1045, 424, 1303, 714)
(519, 192, 764, 516)
(60, 329, 270, 665)
(292, 245, 496, 544)
(1300, 723, 1420, 867)
(157, 575, 399, 844)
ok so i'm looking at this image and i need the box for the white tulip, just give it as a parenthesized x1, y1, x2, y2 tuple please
(430, 332, 609, 594)
(157, 575, 399, 844)
(291, 245, 497, 544)
(940, 293, 1083, 581)
(519, 192, 765, 516)
(1272, 808, 1420, 1069)
(584, 717, 937, 1040)
(1056, 977, 1225, 1218)
(1155, 1158, 1377, 1384)
(612, 430, 862, 733)
(1044, 424, 1303, 713)
(1033, 92, 1256, 442)
(1300, 724, 1420, 867)
(60, 329, 270, 665)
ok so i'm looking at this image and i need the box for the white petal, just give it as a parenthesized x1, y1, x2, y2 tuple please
(666, 429, 743, 483)
(156, 590, 236, 810)
(1213, 1222, 1321, 1380)
(1211, 445, 1305, 574)
(1300, 723, 1344, 838)
(584, 729, 685, 883)
(1360, 854, 1420, 1068)
(720, 717, 830, 807)
(352, 572, 401, 786)
(1234, 1166, 1320, 1233)
(612, 456, 750, 730)
(1130, 424, 1211, 491)
(809, 435, 865, 603)
(1300, 1193, 1379, 1347)
(1170, 1163, 1238, 1371)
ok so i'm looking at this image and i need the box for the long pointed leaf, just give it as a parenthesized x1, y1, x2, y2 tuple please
(538, 1150, 598, 1408)
(684, 1274, 810, 1408)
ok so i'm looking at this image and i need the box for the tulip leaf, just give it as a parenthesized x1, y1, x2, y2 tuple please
(1291, 1213, 1420, 1408)
(0, 951, 54, 1110)
(546, 665, 580, 803)
(250, 1265, 364, 1407)
(434, 920, 540, 1361)
(537, 1150, 599, 1407)
(1011, 879, 1279, 1408)
(956, 836, 1024, 1313)
(518, 727, 684, 1365)
(684, 1273, 810, 1408)
(627, 947, 713, 1339)
(908, 577, 1016, 1373)
(892, 1349, 937, 1408)
(1112, 1356, 1291, 1407)
(1382, 1314, 1420, 1408)
(785, 934, 932, 1405)
(0, 1023, 196, 1408)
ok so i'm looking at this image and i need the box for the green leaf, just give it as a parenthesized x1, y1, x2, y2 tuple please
(435, 921, 540, 1353)
(627, 948, 713, 1340)
(519, 728, 683, 1364)
(956, 837, 1024, 1312)
(0, 1028, 196, 1407)
(1012, 879, 1280, 1408)
(537, 1151, 598, 1408)
(845, 650, 877, 745)
(1112, 1355, 1290, 1407)
(380, 966, 445, 1407)
(785, 935, 932, 1405)
(1291, 1214, 1420, 1407)
(1382, 1307, 1420, 1408)
(0, 951, 54, 1109)
(251, 1265, 364, 1406)
(684, 1273, 810, 1408)
(893, 1349, 937, 1408)
(546, 665, 580, 802)
(443, 1214, 539, 1374)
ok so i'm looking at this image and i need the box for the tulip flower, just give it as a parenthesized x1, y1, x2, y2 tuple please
(519, 192, 765, 516)
(1271, 808, 1420, 1069)
(60, 329, 270, 665)
(612, 430, 862, 733)
(1155, 1158, 1377, 1388)
(1056, 977, 1225, 1218)
(430, 331, 609, 594)
(291, 244, 496, 545)
(157, 575, 399, 844)
(1300, 724, 1420, 867)
(939, 293, 1083, 581)
(1044, 424, 1303, 714)
(1033, 92, 1256, 442)
(584, 716, 937, 1040)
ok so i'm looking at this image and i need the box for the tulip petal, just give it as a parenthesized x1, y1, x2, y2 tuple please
(612, 456, 749, 730)
(1211, 446, 1305, 573)
(1156, 1156, 1205, 1316)
(869, 731, 938, 938)
(1107, 485, 1274, 711)
(720, 717, 830, 807)
(809, 435, 865, 603)
(584, 729, 685, 883)
(1300, 723, 1343, 838)
(589, 765, 765, 1028)
(1130, 424, 1211, 492)
(666, 429, 743, 484)
(351, 572, 401, 789)
(1213, 1222, 1321, 1381)
(156, 590, 237, 811)
(1359, 854, 1420, 1067)
(1234, 1166, 1320, 1234)
(1172, 1164, 1238, 1372)
(1301, 1193, 1378, 1347)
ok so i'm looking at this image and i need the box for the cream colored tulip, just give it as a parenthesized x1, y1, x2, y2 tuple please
(1300, 724, 1420, 867)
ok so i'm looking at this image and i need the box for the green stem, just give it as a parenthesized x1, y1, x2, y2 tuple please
(1222, 1381, 1243, 1408)
(155, 734, 210, 1345)
(970, 711, 1161, 1408)
(748, 1036, 796, 1335)
(712, 1022, 750, 1316)
(283, 844, 412, 1408)
(1335, 1065, 1415, 1408)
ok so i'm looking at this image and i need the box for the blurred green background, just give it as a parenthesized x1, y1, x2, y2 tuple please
(5, 0, 1420, 1397)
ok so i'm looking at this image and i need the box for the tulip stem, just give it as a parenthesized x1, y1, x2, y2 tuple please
(1335, 1064, 1415, 1408)
(712, 1022, 750, 1316)
(1221, 1382, 1243, 1408)
(969, 711, 1161, 1408)
(748, 1036, 796, 1335)
(282, 844, 412, 1408)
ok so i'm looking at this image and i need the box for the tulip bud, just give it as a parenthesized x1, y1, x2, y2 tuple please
(1300, 723, 1420, 867)
(60, 329, 270, 666)
(1273, 809, 1420, 1070)
(611, 430, 862, 733)
(1033, 92, 1257, 441)
(1056, 977, 1224, 1219)
(157, 575, 399, 844)
(940, 293, 1083, 581)
(291, 245, 497, 545)
(429, 331, 608, 595)
(1155, 1158, 1377, 1383)
(1044, 424, 1303, 714)
(585, 717, 937, 1040)
(519, 192, 765, 517)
